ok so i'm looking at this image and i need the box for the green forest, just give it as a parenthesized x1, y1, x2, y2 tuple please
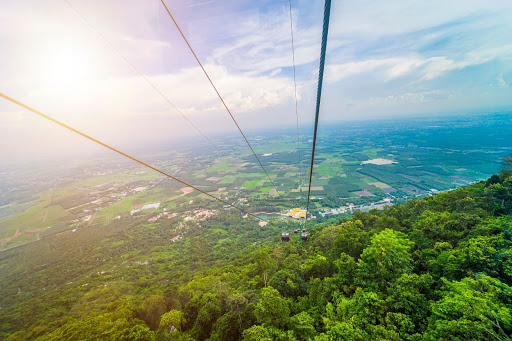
(2, 167, 512, 340)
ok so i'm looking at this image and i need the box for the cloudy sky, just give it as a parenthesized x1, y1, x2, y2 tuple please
(1, 0, 512, 163)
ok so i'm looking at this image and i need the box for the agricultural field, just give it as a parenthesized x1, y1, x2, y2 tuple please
(1, 112, 511, 250)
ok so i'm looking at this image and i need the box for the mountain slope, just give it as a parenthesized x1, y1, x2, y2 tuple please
(1, 172, 512, 340)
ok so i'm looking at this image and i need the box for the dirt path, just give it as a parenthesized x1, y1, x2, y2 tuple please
(0, 229, 23, 246)
(87, 212, 97, 226)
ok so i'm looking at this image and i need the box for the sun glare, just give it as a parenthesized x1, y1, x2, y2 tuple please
(36, 42, 96, 88)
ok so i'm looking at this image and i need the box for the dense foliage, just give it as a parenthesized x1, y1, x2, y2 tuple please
(2, 170, 512, 340)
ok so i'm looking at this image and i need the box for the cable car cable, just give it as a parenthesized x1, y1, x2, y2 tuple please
(63, 0, 217, 148)
(159, 0, 281, 197)
(305, 0, 332, 223)
(0, 93, 267, 222)
(288, 0, 302, 188)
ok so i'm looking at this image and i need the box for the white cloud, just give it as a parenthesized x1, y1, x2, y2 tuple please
(421, 45, 512, 80)
(324, 43, 512, 86)
(204, 6, 327, 76)
(150, 64, 297, 115)
(325, 57, 426, 83)
(497, 73, 510, 88)
(329, 0, 512, 39)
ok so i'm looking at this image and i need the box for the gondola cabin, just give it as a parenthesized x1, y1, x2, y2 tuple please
(281, 232, 290, 242)
(293, 229, 299, 233)
(302, 229, 306, 233)
(301, 233, 308, 241)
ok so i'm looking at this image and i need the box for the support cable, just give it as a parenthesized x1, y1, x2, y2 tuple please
(64, 0, 217, 147)
(159, 0, 280, 197)
(0, 93, 266, 222)
(288, 0, 302, 190)
(305, 0, 332, 222)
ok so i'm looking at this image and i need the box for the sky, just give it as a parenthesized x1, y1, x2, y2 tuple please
(1, 0, 512, 164)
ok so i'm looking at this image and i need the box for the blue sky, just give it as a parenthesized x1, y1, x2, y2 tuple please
(1, 0, 512, 162)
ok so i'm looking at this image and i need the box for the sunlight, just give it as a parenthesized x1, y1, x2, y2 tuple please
(36, 41, 97, 88)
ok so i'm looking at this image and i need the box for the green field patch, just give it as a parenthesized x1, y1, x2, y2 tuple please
(127, 167, 161, 178)
(2, 234, 36, 249)
(368, 182, 391, 189)
(304, 186, 324, 191)
(259, 187, 272, 193)
(242, 180, 260, 188)
(240, 173, 266, 178)
(47, 189, 70, 202)
(136, 189, 165, 203)
(317, 162, 335, 177)
(97, 196, 137, 219)
(360, 175, 381, 185)
(0, 199, 40, 222)
(40, 223, 71, 238)
(0, 200, 69, 238)
(311, 179, 329, 186)
(361, 148, 383, 159)
(219, 176, 237, 184)
(339, 161, 360, 166)
(206, 162, 238, 173)
(193, 171, 207, 178)
(167, 202, 176, 209)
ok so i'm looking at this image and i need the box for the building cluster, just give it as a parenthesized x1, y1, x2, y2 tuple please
(183, 209, 217, 221)
(320, 198, 393, 217)
(286, 208, 307, 220)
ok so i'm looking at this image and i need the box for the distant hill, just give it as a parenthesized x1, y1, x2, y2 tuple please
(1, 170, 512, 340)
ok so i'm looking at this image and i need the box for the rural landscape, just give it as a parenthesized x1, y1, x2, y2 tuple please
(1, 112, 512, 340)
(0, 113, 508, 251)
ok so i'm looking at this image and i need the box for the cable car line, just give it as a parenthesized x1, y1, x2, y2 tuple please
(63, 0, 217, 148)
(288, 0, 302, 188)
(0, 93, 267, 222)
(159, 0, 281, 197)
(305, 0, 332, 224)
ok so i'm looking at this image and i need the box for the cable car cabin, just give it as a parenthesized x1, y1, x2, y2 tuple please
(294, 229, 299, 234)
(301, 233, 308, 241)
(281, 232, 290, 242)
(302, 229, 306, 233)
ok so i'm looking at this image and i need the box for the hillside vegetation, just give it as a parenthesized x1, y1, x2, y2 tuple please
(1, 170, 512, 340)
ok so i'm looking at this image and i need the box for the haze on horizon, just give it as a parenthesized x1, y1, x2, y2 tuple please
(1, 0, 512, 164)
